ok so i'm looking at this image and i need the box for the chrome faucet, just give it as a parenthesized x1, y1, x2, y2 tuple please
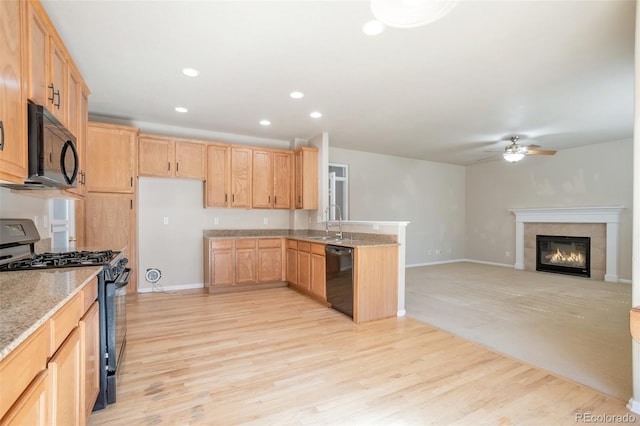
(324, 204, 343, 239)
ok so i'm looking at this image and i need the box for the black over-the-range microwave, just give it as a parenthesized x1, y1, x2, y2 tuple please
(1, 103, 79, 190)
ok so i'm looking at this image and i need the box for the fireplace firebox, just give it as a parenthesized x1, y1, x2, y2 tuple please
(536, 235, 590, 278)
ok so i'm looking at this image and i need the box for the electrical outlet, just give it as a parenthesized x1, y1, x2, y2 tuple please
(263, 217, 268, 225)
(163, 217, 169, 225)
(214, 217, 219, 225)
(506, 251, 510, 257)
(435, 249, 442, 255)
(373, 224, 380, 231)
(447, 248, 452, 254)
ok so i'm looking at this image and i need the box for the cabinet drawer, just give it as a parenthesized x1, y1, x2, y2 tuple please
(311, 243, 325, 255)
(287, 239, 298, 249)
(209, 239, 233, 250)
(258, 238, 282, 249)
(297, 241, 311, 252)
(81, 277, 98, 313)
(235, 238, 256, 249)
(50, 293, 82, 356)
(0, 322, 50, 420)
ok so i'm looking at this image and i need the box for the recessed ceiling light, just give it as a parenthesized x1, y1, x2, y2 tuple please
(259, 120, 271, 126)
(290, 91, 304, 99)
(175, 107, 188, 113)
(182, 68, 199, 77)
(362, 20, 385, 36)
(310, 111, 322, 118)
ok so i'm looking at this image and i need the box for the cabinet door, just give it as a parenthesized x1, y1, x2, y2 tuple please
(257, 239, 282, 283)
(273, 152, 292, 209)
(286, 247, 297, 285)
(230, 147, 252, 208)
(86, 123, 138, 193)
(80, 302, 99, 421)
(295, 147, 318, 210)
(0, 370, 49, 426)
(252, 150, 273, 208)
(138, 135, 174, 178)
(85, 192, 137, 292)
(0, 0, 28, 184)
(49, 37, 67, 124)
(48, 327, 81, 426)
(297, 250, 311, 290)
(209, 240, 234, 286)
(65, 68, 85, 197)
(27, 2, 48, 105)
(175, 140, 206, 179)
(205, 145, 230, 207)
(310, 252, 326, 299)
(235, 239, 256, 284)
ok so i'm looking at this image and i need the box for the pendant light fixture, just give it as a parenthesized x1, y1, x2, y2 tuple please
(371, 0, 458, 29)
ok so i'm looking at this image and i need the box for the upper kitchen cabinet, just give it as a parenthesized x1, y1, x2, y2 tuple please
(205, 144, 230, 208)
(138, 134, 206, 179)
(230, 147, 252, 208)
(0, 0, 28, 185)
(295, 146, 318, 210)
(65, 68, 89, 197)
(26, 0, 71, 127)
(252, 149, 293, 209)
(86, 122, 138, 193)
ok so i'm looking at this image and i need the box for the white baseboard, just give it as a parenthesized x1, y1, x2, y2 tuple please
(462, 259, 514, 268)
(619, 278, 633, 284)
(628, 397, 640, 414)
(138, 282, 204, 293)
(397, 309, 406, 317)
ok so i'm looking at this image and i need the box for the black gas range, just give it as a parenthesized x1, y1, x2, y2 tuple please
(0, 218, 129, 410)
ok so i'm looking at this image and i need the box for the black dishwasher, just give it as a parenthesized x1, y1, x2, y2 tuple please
(325, 245, 354, 318)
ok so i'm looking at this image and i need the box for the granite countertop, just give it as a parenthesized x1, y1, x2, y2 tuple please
(0, 267, 102, 361)
(202, 229, 398, 248)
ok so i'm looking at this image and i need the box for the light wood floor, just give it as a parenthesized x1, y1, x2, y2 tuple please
(88, 287, 638, 425)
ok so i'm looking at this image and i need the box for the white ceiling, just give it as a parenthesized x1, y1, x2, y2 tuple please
(42, 0, 635, 165)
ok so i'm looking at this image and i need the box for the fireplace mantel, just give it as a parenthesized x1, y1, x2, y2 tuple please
(510, 206, 624, 282)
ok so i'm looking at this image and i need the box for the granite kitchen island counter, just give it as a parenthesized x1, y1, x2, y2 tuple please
(0, 267, 101, 360)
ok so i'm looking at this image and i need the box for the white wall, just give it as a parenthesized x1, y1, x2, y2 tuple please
(137, 177, 292, 291)
(328, 147, 466, 266)
(466, 138, 633, 280)
(0, 188, 52, 240)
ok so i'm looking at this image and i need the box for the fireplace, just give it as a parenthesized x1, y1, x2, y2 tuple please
(536, 235, 591, 278)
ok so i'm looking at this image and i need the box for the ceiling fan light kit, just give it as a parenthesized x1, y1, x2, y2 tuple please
(371, 0, 459, 28)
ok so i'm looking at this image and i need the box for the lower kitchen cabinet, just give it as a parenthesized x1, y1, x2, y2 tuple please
(296, 242, 311, 291)
(310, 244, 326, 300)
(0, 370, 49, 426)
(48, 327, 82, 425)
(80, 302, 100, 420)
(257, 239, 283, 283)
(287, 241, 325, 300)
(286, 240, 298, 285)
(205, 238, 285, 291)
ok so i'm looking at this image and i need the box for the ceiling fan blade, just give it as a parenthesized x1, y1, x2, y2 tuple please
(526, 149, 556, 156)
(525, 144, 541, 149)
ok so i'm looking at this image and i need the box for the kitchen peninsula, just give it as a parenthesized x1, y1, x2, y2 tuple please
(203, 229, 399, 324)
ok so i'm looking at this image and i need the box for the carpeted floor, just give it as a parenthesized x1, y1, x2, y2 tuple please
(405, 262, 632, 401)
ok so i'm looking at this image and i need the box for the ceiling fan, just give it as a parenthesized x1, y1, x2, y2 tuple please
(502, 136, 557, 163)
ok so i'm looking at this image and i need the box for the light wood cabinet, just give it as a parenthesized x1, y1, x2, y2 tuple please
(296, 241, 311, 291)
(48, 326, 82, 426)
(86, 122, 138, 193)
(252, 149, 292, 209)
(205, 144, 230, 207)
(286, 240, 298, 286)
(80, 302, 99, 420)
(48, 36, 67, 125)
(205, 238, 287, 290)
(230, 147, 252, 208)
(257, 239, 283, 283)
(0, 370, 49, 426)
(0, 0, 28, 185)
(310, 243, 326, 300)
(206, 240, 234, 287)
(353, 245, 398, 323)
(65, 68, 88, 197)
(138, 134, 206, 179)
(85, 192, 137, 292)
(235, 239, 256, 284)
(295, 147, 318, 210)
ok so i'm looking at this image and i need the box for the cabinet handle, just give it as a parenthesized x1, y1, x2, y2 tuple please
(0, 120, 4, 151)
(176, 162, 179, 172)
(130, 199, 133, 209)
(268, 195, 270, 204)
(274, 196, 277, 205)
(48, 84, 55, 103)
(225, 194, 228, 202)
(130, 177, 133, 187)
(232, 194, 235, 203)
(54, 90, 61, 109)
(168, 162, 171, 171)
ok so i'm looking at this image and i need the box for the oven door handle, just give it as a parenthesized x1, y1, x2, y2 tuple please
(113, 268, 131, 289)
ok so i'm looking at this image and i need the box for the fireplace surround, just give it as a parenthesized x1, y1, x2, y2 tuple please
(510, 206, 624, 282)
(536, 235, 590, 278)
